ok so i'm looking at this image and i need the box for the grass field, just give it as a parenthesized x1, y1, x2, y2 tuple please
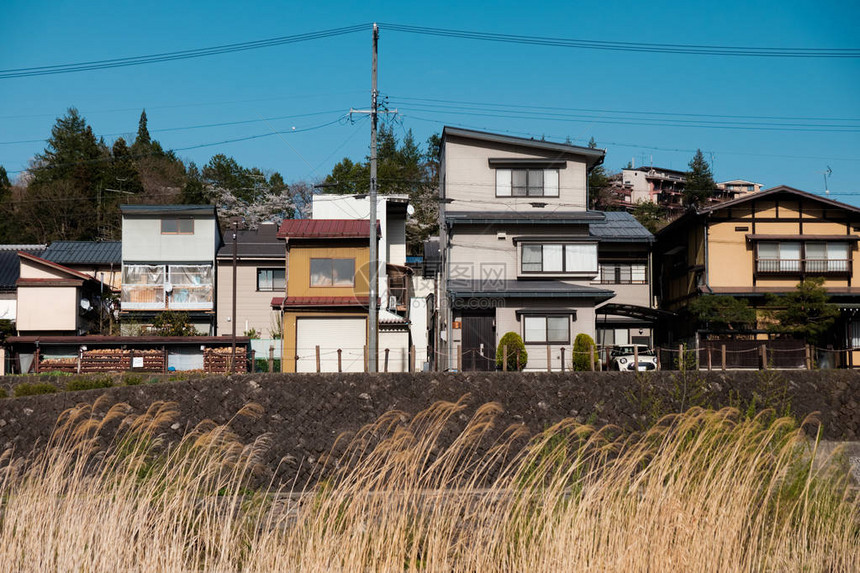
(0, 397, 856, 572)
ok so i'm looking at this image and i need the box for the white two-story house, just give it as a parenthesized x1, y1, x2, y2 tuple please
(120, 205, 221, 334)
(438, 127, 618, 371)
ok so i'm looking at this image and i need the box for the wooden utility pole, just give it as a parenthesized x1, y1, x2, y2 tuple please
(368, 23, 379, 373)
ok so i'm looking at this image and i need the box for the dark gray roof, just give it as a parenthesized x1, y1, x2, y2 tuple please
(446, 211, 606, 225)
(41, 241, 122, 265)
(0, 245, 45, 291)
(448, 279, 615, 302)
(589, 211, 654, 243)
(217, 223, 283, 259)
(442, 127, 605, 169)
(120, 204, 216, 216)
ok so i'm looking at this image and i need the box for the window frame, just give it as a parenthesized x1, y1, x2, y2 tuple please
(522, 315, 570, 344)
(309, 257, 356, 288)
(160, 218, 194, 235)
(756, 240, 851, 275)
(519, 242, 598, 276)
(256, 267, 286, 292)
(495, 168, 559, 198)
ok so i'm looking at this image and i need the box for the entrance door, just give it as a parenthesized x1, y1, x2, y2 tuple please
(461, 312, 495, 371)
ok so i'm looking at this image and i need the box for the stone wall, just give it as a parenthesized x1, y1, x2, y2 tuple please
(0, 371, 858, 486)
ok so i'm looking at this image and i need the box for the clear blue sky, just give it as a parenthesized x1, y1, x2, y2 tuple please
(1, 1, 858, 202)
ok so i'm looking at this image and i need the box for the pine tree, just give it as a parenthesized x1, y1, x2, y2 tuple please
(684, 149, 715, 208)
(133, 109, 152, 152)
(587, 137, 610, 209)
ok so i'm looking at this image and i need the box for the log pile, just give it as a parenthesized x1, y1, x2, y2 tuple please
(80, 348, 165, 372)
(204, 346, 248, 373)
(39, 357, 77, 373)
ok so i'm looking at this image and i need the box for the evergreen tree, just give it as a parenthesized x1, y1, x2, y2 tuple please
(587, 137, 610, 209)
(684, 149, 715, 208)
(765, 277, 839, 345)
(0, 166, 13, 242)
(132, 109, 152, 154)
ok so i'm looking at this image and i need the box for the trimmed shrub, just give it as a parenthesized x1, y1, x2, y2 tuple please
(255, 358, 282, 373)
(14, 383, 58, 397)
(496, 332, 528, 371)
(66, 375, 113, 392)
(122, 374, 145, 386)
(572, 333, 599, 371)
(0, 387, 7, 399)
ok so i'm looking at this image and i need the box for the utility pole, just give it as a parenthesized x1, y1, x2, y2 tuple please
(231, 218, 239, 374)
(368, 23, 379, 373)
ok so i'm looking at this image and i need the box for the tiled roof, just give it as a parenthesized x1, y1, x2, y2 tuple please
(277, 219, 379, 239)
(447, 279, 616, 303)
(271, 296, 370, 308)
(120, 204, 216, 216)
(0, 246, 45, 290)
(41, 241, 122, 265)
(589, 211, 654, 243)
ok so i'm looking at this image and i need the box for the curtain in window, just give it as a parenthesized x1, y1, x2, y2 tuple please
(496, 169, 511, 196)
(543, 245, 563, 272)
(631, 264, 647, 282)
(543, 169, 559, 197)
(827, 242, 849, 272)
(780, 242, 801, 272)
(512, 170, 528, 197)
(806, 242, 827, 272)
(757, 242, 778, 272)
(522, 245, 542, 272)
(169, 265, 213, 306)
(523, 316, 545, 343)
(546, 317, 568, 343)
(565, 244, 597, 273)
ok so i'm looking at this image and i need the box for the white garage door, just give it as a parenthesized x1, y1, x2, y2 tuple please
(296, 317, 367, 372)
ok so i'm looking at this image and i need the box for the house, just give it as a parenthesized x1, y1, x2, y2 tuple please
(0, 244, 45, 327)
(312, 193, 429, 368)
(621, 166, 687, 213)
(654, 185, 860, 365)
(590, 211, 659, 349)
(215, 221, 284, 340)
(272, 219, 376, 372)
(40, 240, 122, 289)
(717, 179, 762, 196)
(14, 251, 110, 337)
(119, 205, 221, 334)
(437, 127, 618, 371)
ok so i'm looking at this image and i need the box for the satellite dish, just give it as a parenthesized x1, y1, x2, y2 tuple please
(165, 283, 173, 293)
(79, 298, 92, 311)
(406, 205, 415, 216)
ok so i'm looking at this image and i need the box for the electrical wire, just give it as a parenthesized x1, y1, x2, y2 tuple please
(379, 23, 860, 58)
(0, 25, 370, 79)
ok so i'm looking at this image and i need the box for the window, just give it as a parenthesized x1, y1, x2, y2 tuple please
(598, 263, 647, 284)
(523, 316, 569, 344)
(310, 258, 355, 287)
(257, 268, 286, 291)
(122, 265, 166, 309)
(496, 169, 559, 197)
(521, 243, 597, 274)
(121, 264, 213, 310)
(168, 265, 213, 309)
(757, 241, 850, 274)
(161, 218, 194, 234)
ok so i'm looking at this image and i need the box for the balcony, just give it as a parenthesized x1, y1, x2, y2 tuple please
(756, 258, 851, 276)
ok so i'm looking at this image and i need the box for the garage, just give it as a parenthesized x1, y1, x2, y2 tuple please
(296, 317, 367, 372)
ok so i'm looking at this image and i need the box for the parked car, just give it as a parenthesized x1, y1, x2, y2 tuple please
(609, 344, 657, 371)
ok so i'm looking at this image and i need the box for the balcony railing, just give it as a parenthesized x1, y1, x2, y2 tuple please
(756, 258, 852, 275)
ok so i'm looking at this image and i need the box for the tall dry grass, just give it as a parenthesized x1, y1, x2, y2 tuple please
(0, 396, 856, 572)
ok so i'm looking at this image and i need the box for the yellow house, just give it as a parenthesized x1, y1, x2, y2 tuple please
(655, 186, 860, 365)
(272, 219, 377, 372)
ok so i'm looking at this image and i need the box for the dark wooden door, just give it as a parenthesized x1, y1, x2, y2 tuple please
(461, 313, 496, 371)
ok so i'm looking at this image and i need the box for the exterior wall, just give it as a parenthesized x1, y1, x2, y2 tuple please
(281, 309, 368, 373)
(622, 169, 653, 203)
(379, 329, 410, 372)
(443, 137, 589, 214)
(216, 260, 283, 338)
(122, 217, 218, 263)
(286, 245, 370, 299)
(16, 286, 78, 332)
(19, 258, 62, 279)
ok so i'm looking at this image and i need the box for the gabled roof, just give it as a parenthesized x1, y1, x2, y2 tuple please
(277, 219, 379, 240)
(699, 185, 860, 215)
(17, 251, 103, 286)
(447, 279, 616, 303)
(41, 241, 122, 265)
(442, 126, 605, 169)
(120, 204, 216, 217)
(589, 211, 653, 243)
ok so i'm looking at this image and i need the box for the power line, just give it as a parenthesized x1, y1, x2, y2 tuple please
(0, 25, 370, 79)
(380, 23, 860, 58)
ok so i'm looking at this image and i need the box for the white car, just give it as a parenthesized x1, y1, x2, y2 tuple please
(610, 345, 657, 371)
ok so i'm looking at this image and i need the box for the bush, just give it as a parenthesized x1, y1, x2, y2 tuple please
(0, 387, 7, 399)
(14, 382, 58, 397)
(255, 358, 282, 373)
(66, 375, 113, 392)
(496, 332, 528, 371)
(572, 333, 599, 371)
(122, 374, 145, 386)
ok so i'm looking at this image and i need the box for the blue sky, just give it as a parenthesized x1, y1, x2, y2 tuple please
(1, 1, 858, 202)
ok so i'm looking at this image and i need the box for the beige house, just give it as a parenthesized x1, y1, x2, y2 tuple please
(216, 222, 284, 339)
(15, 251, 109, 335)
(438, 127, 617, 371)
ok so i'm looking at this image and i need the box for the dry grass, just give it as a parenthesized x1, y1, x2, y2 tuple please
(0, 397, 857, 572)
